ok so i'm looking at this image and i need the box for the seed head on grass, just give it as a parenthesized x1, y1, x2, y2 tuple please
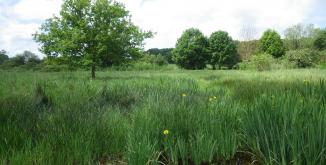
(208, 96, 217, 102)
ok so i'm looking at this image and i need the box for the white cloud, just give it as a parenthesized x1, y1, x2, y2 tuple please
(0, 0, 62, 57)
(120, 0, 317, 49)
(0, 0, 322, 57)
(13, 0, 62, 20)
(0, 20, 39, 55)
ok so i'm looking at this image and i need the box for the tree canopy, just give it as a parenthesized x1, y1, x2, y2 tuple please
(0, 50, 9, 65)
(34, 0, 152, 78)
(208, 31, 238, 69)
(314, 29, 326, 51)
(284, 24, 318, 50)
(172, 28, 209, 69)
(259, 29, 285, 58)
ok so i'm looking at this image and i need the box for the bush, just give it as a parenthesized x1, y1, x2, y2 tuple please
(277, 58, 297, 69)
(284, 49, 319, 68)
(40, 64, 77, 72)
(146, 48, 174, 63)
(151, 55, 168, 66)
(140, 54, 168, 66)
(316, 50, 326, 69)
(318, 50, 326, 63)
(239, 53, 275, 71)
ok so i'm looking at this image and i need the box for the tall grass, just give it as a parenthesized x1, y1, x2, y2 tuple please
(0, 69, 325, 164)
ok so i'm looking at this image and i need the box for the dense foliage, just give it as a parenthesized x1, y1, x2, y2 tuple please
(259, 29, 285, 58)
(314, 29, 326, 50)
(33, 0, 152, 78)
(0, 51, 41, 69)
(172, 28, 209, 69)
(208, 31, 239, 69)
(239, 53, 275, 71)
(0, 50, 9, 65)
(1, 17, 325, 72)
(146, 48, 174, 63)
(284, 49, 320, 68)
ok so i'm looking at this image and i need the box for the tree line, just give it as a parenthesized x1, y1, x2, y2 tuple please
(1, 0, 326, 77)
(171, 25, 326, 70)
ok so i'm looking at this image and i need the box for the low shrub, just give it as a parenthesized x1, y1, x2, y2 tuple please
(239, 53, 275, 71)
(139, 54, 168, 66)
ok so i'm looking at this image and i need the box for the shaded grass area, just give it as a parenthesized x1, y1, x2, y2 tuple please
(0, 69, 325, 164)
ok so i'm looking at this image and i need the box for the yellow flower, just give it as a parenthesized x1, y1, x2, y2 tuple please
(182, 93, 187, 97)
(209, 96, 217, 102)
(163, 129, 169, 135)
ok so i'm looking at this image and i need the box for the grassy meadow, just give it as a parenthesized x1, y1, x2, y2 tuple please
(0, 69, 326, 165)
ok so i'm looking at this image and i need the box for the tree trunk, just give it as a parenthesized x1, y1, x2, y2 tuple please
(91, 62, 96, 79)
(212, 64, 216, 70)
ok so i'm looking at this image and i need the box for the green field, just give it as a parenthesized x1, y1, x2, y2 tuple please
(0, 69, 326, 165)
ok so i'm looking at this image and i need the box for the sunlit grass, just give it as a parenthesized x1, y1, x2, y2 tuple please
(0, 69, 325, 164)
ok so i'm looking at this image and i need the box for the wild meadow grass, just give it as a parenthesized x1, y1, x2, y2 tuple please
(0, 69, 325, 164)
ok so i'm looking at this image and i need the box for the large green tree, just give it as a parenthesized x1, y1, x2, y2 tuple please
(259, 29, 285, 58)
(208, 31, 238, 69)
(172, 28, 209, 69)
(34, 0, 152, 78)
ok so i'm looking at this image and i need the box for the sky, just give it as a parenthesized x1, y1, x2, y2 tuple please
(0, 0, 325, 57)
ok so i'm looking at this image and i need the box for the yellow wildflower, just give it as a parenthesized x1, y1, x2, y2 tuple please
(163, 129, 169, 135)
(213, 96, 217, 99)
(182, 93, 187, 97)
(209, 97, 213, 102)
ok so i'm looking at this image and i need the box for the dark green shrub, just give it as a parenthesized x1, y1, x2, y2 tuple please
(0, 50, 9, 65)
(140, 54, 168, 66)
(314, 30, 326, 50)
(146, 48, 174, 63)
(8, 55, 25, 66)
